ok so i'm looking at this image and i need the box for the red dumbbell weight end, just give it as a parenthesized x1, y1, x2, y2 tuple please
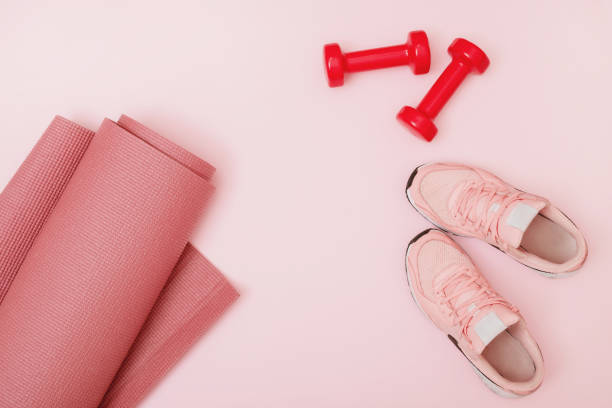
(397, 38, 489, 141)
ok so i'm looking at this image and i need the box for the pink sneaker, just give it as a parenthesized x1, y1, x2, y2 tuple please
(406, 163, 587, 277)
(406, 229, 544, 396)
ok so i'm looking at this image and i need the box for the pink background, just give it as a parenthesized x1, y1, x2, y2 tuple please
(1, 1, 611, 407)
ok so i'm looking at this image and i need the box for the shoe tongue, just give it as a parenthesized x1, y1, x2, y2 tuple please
(498, 199, 547, 248)
(466, 304, 520, 354)
(434, 270, 521, 354)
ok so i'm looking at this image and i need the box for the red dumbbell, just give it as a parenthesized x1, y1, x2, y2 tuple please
(323, 31, 430, 88)
(397, 38, 489, 142)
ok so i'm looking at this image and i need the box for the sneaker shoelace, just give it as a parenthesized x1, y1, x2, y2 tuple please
(433, 263, 516, 344)
(450, 180, 523, 248)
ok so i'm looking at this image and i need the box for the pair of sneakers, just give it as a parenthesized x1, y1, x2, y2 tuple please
(404, 163, 588, 397)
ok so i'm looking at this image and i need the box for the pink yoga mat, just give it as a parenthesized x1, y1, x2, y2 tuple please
(0, 115, 238, 407)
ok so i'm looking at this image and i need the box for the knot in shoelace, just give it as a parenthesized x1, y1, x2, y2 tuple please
(450, 180, 523, 248)
(433, 263, 516, 343)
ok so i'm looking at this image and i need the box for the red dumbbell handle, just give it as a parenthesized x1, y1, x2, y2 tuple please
(343, 44, 412, 73)
(417, 59, 471, 119)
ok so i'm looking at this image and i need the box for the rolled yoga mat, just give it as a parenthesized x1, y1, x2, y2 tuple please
(0, 115, 239, 407)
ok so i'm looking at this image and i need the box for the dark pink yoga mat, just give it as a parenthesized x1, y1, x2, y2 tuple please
(0, 115, 238, 407)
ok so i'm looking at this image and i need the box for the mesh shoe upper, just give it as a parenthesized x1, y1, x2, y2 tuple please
(407, 163, 588, 275)
(406, 229, 545, 396)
